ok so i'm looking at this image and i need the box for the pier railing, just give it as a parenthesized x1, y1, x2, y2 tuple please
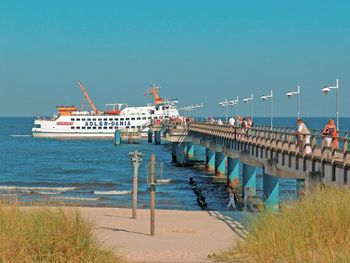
(170, 121, 350, 167)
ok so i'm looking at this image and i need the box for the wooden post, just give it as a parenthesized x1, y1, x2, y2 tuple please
(150, 154, 156, 236)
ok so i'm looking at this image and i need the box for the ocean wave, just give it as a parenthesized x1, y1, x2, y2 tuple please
(29, 191, 60, 195)
(10, 135, 31, 137)
(157, 179, 172, 184)
(94, 190, 131, 195)
(0, 186, 76, 193)
(51, 196, 100, 201)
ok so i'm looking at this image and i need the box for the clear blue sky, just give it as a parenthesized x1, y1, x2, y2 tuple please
(0, 0, 349, 117)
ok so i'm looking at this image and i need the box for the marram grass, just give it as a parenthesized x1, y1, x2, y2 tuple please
(0, 200, 122, 262)
(216, 187, 350, 263)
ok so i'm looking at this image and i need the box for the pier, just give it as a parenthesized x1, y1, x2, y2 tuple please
(155, 121, 350, 210)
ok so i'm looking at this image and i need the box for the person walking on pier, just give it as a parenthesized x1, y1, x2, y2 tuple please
(322, 118, 338, 148)
(229, 116, 236, 126)
(296, 118, 311, 154)
(247, 116, 253, 128)
(218, 118, 223, 125)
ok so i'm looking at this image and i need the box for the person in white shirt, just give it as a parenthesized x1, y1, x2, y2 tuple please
(217, 119, 223, 125)
(229, 117, 236, 126)
(296, 118, 311, 154)
(226, 190, 237, 210)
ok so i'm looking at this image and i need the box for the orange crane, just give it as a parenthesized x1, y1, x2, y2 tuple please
(149, 83, 164, 105)
(78, 81, 99, 114)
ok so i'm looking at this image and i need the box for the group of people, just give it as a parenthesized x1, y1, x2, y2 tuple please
(208, 116, 253, 128)
(296, 117, 339, 154)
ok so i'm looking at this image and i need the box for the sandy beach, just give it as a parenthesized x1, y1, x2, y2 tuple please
(78, 207, 247, 263)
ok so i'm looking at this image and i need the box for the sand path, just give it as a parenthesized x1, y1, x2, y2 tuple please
(80, 207, 247, 263)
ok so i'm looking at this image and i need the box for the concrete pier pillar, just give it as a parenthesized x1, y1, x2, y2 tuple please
(215, 152, 227, 177)
(147, 130, 153, 143)
(175, 143, 187, 166)
(154, 131, 161, 145)
(205, 148, 215, 173)
(186, 142, 194, 159)
(263, 173, 280, 211)
(171, 142, 177, 163)
(114, 129, 121, 145)
(242, 164, 257, 197)
(227, 158, 240, 187)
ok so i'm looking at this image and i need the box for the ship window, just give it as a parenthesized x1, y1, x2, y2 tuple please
(142, 113, 145, 115)
(131, 118, 135, 120)
(154, 117, 158, 119)
(126, 118, 130, 120)
(137, 126, 141, 128)
(98, 127, 102, 129)
(76, 118, 80, 121)
(148, 117, 151, 120)
(109, 118, 113, 121)
(109, 127, 113, 129)
(103, 118, 107, 121)
(71, 127, 75, 129)
(98, 118, 102, 121)
(82, 118, 86, 121)
(93, 118, 96, 121)
(71, 118, 75, 121)
(126, 126, 130, 128)
(93, 127, 97, 129)
(142, 117, 146, 120)
(82, 127, 86, 129)
(103, 127, 107, 129)
(76, 127, 80, 129)
(114, 118, 118, 121)
(120, 118, 124, 121)
(87, 127, 91, 129)
(35, 124, 41, 128)
(114, 126, 118, 129)
(87, 118, 91, 121)
(137, 117, 141, 120)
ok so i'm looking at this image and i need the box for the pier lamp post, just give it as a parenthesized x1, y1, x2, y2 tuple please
(198, 103, 204, 122)
(129, 150, 143, 219)
(261, 90, 273, 127)
(219, 99, 229, 122)
(243, 93, 254, 122)
(285, 85, 301, 118)
(322, 78, 339, 131)
(193, 103, 203, 122)
(229, 96, 239, 118)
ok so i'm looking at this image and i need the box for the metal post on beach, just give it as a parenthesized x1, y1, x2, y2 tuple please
(129, 151, 143, 219)
(150, 154, 156, 236)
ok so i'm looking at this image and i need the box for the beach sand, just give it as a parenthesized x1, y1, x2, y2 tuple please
(78, 207, 247, 263)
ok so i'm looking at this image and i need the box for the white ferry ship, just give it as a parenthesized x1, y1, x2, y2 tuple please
(32, 82, 179, 138)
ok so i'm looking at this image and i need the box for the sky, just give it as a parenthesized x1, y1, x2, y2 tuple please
(0, 0, 349, 117)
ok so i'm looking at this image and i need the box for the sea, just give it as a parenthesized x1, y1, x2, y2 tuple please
(0, 117, 349, 211)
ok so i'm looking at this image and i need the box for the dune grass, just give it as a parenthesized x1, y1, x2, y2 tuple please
(216, 187, 350, 263)
(0, 200, 122, 262)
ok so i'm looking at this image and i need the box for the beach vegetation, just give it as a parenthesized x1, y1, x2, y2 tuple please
(216, 187, 350, 263)
(0, 200, 122, 262)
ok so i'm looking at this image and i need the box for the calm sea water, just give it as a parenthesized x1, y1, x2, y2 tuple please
(0, 117, 349, 210)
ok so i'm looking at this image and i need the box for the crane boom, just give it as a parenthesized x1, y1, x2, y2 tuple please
(78, 82, 99, 114)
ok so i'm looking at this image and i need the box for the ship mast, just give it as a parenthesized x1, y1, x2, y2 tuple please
(78, 81, 99, 114)
(149, 83, 164, 105)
